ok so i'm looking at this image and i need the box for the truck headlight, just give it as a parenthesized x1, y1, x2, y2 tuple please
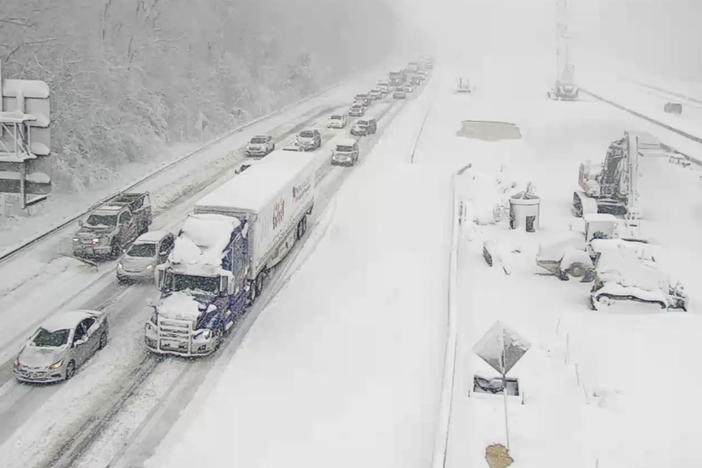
(146, 264, 153, 270)
(194, 329, 211, 341)
(13, 359, 20, 368)
(117, 263, 123, 270)
(92, 238, 100, 244)
(73, 238, 79, 242)
(48, 360, 63, 369)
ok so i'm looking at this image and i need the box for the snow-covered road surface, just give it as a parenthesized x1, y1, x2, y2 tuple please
(145, 76, 450, 468)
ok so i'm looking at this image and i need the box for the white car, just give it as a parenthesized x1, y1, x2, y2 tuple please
(246, 135, 275, 157)
(117, 231, 175, 282)
(13, 310, 109, 383)
(295, 129, 322, 151)
(327, 114, 347, 129)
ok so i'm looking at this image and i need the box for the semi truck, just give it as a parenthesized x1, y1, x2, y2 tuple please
(145, 154, 316, 356)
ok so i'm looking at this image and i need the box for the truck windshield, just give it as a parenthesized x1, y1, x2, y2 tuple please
(171, 274, 219, 294)
(127, 243, 156, 257)
(86, 214, 117, 227)
(32, 328, 69, 347)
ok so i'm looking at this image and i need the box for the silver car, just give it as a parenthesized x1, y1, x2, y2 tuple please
(13, 310, 109, 383)
(117, 231, 175, 282)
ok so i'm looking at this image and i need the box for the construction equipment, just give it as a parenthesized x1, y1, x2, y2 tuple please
(547, 0, 579, 101)
(571, 132, 661, 219)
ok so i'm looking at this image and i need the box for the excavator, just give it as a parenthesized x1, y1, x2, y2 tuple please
(572, 131, 664, 219)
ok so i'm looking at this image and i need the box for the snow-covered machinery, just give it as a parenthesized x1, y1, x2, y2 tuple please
(547, 0, 579, 101)
(590, 248, 687, 311)
(547, 80, 579, 101)
(572, 132, 657, 219)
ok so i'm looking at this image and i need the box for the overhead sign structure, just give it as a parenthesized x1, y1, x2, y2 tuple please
(473, 321, 531, 451)
(0, 60, 51, 208)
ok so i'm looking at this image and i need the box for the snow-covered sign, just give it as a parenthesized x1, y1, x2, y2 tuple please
(473, 321, 531, 376)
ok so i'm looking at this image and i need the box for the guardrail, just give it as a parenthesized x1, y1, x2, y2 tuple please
(430, 170, 462, 468)
(0, 81, 348, 263)
(580, 87, 702, 166)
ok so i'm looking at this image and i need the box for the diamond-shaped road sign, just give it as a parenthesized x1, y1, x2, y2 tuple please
(473, 321, 531, 376)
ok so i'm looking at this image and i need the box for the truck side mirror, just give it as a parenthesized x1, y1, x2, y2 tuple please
(156, 266, 167, 290)
(227, 278, 235, 296)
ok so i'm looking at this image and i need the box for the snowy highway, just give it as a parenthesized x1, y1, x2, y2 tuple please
(0, 70, 420, 467)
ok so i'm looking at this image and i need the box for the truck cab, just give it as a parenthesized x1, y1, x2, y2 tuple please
(146, 214, 248, 356)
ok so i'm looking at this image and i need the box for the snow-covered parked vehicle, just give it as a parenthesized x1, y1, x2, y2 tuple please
(147, 153, 316, 356)
(246, 135, 275, 157)
(117, 231, 175, 282)
(73, 192, 152, 259)
(590, 249, 688, 311)
(13, 310, 108, 383)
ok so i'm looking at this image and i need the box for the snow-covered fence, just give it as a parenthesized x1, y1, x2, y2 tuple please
(430, 172, 461, 468)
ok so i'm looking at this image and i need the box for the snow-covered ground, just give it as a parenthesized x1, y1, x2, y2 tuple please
(145, 76, 450, 468)
(422, 56, 702, 467)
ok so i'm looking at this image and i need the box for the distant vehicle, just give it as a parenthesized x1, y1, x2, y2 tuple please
(327, 114, 348, 129)
(147, 153, 316, 356)
(664, 102, 683, 114)
(14, 310, 109, 383)
(590, 249, 688, 311)
(406, 61, 420, 72)
(410, 76, 422, 86)
(393, 90, 407, 99)
(369, 89, 383, 100)
(73, 192, 152, 259)
(402, 85, 414, 93)
(389, 71, 405, 86)
(117, 231, 175, 282)
(349, 105, 365, 117)
(350, 118, 377, 137)
(296, 129, 322, 151)
(456, 77, 472, 93)
(246, 135, 275, 157)
(331, 138, 360, 166)
(354, 93, 369, 102)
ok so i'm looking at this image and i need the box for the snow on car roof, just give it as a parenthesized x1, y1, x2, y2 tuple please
(196, 153, 315, 214)
(41, 310, 100, 331)
(135, 230, 170, 243)
(170, 214, 240, 268)
(336, 138, 358, 147)
(583, 213, 617, 222)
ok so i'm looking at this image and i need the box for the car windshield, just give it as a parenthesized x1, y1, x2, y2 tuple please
(171, 273, 219, 294)
(299, 131, 314, 138)
(32, 328, 70, 347)
(127, 243, 156, 257)
(357, 121, 369, 127)
(250, 137, 267, 144)
(337, 145, 354, 152)
(331, 115, 342, 120)
(86, 214, 117, 227)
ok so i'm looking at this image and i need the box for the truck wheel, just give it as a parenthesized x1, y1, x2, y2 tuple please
(254, 272, 264, 298)
(296, 216, 307, 240)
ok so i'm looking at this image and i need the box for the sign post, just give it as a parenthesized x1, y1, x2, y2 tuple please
(473, 321, 531, 450)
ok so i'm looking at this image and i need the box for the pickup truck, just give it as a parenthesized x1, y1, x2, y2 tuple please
(73, 192, 152, 259)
